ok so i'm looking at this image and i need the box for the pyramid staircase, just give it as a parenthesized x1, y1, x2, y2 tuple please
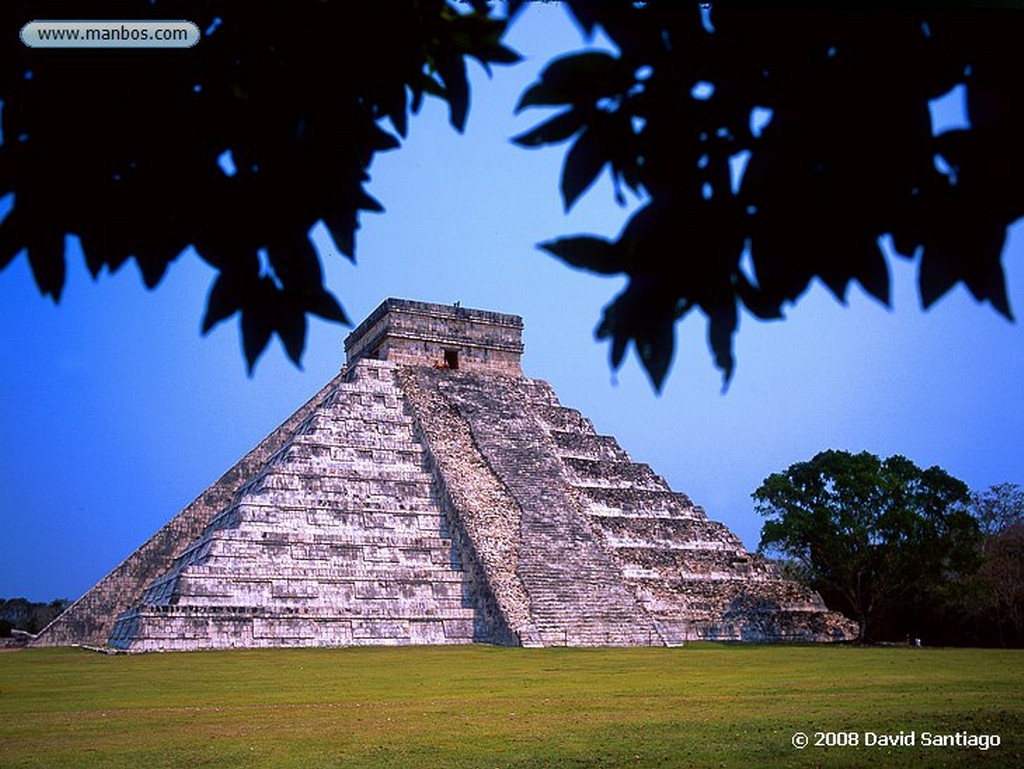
(401, 368, 662, 647)
(518, 379, 845, 642)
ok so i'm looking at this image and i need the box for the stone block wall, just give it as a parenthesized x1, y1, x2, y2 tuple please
(344, 298, 523, 376)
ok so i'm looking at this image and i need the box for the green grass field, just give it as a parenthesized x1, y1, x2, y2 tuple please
(0, 644, 1020, 768)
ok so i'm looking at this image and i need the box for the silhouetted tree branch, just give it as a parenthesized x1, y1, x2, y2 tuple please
(516, 1, 1021, 388)
(1, 2, 1019, 384)
(0, 0, 518, 372)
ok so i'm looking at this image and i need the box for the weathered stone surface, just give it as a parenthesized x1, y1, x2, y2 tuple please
(34, 298, 856, 650)
(344, 298, 523, 376)
(104, 359, 485, 651)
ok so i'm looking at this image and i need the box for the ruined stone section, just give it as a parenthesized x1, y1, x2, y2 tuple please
(398, 369, 534, 646)
(32, 372, 348, 648)
(401, 368, 663, 647)
(107, 360, 484, 651)
(345, 298, 523, 376)
(519, 379, 858, 643)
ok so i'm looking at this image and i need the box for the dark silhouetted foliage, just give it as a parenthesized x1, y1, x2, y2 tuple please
(516, 2, 1021, 388)
(1, 2, 1019, 384)
(754, 450, 981, 643)
(0, 597, 71, 635)
(0, 0, 518, 372)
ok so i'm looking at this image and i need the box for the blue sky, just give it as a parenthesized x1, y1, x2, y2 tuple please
(1, 5, 1022, 602)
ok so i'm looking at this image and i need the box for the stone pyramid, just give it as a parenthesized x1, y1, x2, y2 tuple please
(36, 299, 856, 650)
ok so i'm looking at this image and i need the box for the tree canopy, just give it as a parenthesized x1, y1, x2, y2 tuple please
(968, 483, 1024, 646)
(1, 2, 1020, 384)
(754, 449, 980, 642)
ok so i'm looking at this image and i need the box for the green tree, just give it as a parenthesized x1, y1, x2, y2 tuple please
(970, 484, 1024, 646)
(754, 450, 981, 642)
(1, 2, 1019, 383)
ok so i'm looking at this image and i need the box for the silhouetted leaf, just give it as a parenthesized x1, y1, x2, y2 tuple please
(268, 236, 321, 291)
(636, 319, 674, 392)
(241, 284, 276, 375)
(919, 212, 1010, 317)
(855, 243, 892, 307)
(323, 211, 359, 261)
(306, 288, 349, 324)
(516, 51, 631, 118)
(81, 241, 106, 279)
(202, 272, 243, 334)
(920, 249, 960, 310)
(565, 1, 600, 37)
(965, 241, 1014, 320)
(984, 263, 1015, 321)
(382, 84, 408, 138)
(26, 234, 65, 302)
(562, 126, 607, 211)
(133, 250, 171, 290)
(704, 297, 738, 385)
(357, 190, 385, 213)
(539, 236, 621, 275)
(512, 108, 587, 147)
(540, 52, 627, 101)
(735, 274, 784, 320)
(515, 83, 570, 111)
(595, 281, 678, 390)
(366, 123, 401, 153)
(437, 52, 470, 132)
(277, 300, 307, 367)
(595, 289, 631, 370)
(0, 211, 24, 273)
(610, 332, 628, 370)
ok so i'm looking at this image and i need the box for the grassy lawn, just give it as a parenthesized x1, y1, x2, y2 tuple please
(0, 644, 1020, 768)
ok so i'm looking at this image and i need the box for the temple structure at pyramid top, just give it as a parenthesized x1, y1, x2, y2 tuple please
(35, 298, 857, 651)
(344, 298, 524, 375)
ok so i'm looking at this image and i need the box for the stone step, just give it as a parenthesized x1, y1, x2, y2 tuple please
(548, 431, 630, 462)
(591, 515, 747, 548)
(208, 505, 450, 530)
(109, 611, 478, 651)
(275, 437, 426, 459)
(576, 486, 701, 516)
(561, 457, 666, 489)
(170, 543, 458, 573)
(611, 546, 764, 576)
(146, 590, 476, 617)
(296, 420, 418, 445)
(179, 524, 455, 548)
(527, 404, 595, 434)
(533, 624, 659, 645)
(258, 463, 432, 483)
(143, 568, 468, 601)
(225, 489, 441, 513)
(240, 472, 433, 497)
(173, 564, 468, 581)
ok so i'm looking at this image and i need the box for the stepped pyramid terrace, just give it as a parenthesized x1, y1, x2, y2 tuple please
(35, 298, 857, 650)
